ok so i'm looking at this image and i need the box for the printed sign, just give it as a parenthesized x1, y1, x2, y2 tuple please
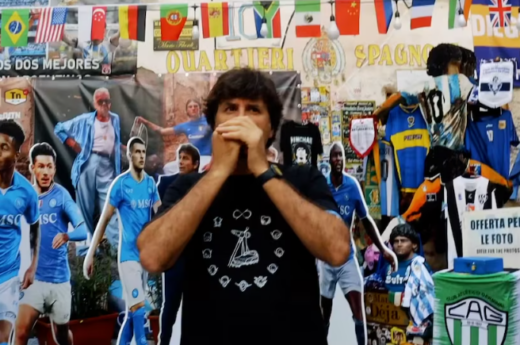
(478, 61, 514, 108)
(364, 291, 409, 326)
(5, 88, 27, 105)
(462, 207, 520, 268)
(153, 20, 198, 51)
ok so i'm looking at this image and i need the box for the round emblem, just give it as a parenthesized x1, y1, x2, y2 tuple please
(304, 14, 313, 23)
(132, 288, 139, 298)
(204, 209, 284, 292)
(302, 32, 346, 85)
(49, 198, 56, 208)
(8, 21, 22, 35)
(15, 198, 23, 209)
(148, 187, 152, 194)
(131, 200, 137, 209)
(166, 11, 182, 26)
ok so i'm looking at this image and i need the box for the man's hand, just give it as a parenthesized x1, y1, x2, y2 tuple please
(65, 138, 81, 154)
(210, 130, 240, 177)
(83, 254, 94, 280)
(382, 247, 398, 272)
(21, 266, 36, 289)
(52, 233, 69, 249)
(215, 117, 269, 176)
(136, 116, 145, 124)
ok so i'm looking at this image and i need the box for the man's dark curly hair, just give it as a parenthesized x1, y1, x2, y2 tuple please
(203, 68, 284, 142)
(390, 223, 419, 246)
(426, 43, 463, 77)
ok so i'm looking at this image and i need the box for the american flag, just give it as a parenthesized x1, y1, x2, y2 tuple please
(489, 0, 512, 28)
(35, 8, 68, 43)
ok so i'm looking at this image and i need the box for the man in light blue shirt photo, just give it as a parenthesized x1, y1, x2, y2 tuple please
(83, 137, 160, 345)
(14, 143, 87, 345)
(0, 120, 40, 345)
(54, 87, 122, 248)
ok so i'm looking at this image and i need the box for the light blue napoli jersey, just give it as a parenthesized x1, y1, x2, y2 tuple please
(109, 172, 160, 263)
(37, 183, 86, 283)
(328, 173, 368, 261)
(0, 171, 39, 284)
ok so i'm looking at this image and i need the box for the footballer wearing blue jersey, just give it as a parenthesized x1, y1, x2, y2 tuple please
(318, 143, 397, 345)
(14, 143, 87, 345)
(84, 137, 160, 345)
(136, 99, 213, 171)
(0, 121, 40, 345)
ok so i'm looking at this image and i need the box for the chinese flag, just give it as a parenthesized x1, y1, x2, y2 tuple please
(335, 0, 360, 35)
(92, 6, 107, 40)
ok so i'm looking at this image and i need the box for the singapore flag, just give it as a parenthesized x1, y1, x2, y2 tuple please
(78, 6, 106, 42)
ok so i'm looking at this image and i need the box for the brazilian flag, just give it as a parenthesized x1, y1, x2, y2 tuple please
(2, 9, 29, 47)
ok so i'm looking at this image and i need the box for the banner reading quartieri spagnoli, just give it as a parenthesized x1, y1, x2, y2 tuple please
(0, 70, 300, 344)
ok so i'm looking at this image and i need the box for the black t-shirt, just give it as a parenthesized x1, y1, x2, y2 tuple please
(280, 121, 323, 167)
(157, 165, 338, 345)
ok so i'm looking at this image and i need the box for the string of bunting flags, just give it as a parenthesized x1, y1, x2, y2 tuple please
(0, 0, 518, 48)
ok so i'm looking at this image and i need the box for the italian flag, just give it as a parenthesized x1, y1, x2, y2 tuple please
(294, 0, 321, 37)
(388, 291, 403, 307)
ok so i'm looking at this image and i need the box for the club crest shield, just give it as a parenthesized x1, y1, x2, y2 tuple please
(445, 297, 507, 345)
(349, 117, 376, 158)
(479, 61, 514, 109)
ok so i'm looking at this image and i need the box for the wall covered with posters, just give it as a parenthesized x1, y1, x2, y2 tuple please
(1, 70, 300, 345)
(0, 0, 506, 345)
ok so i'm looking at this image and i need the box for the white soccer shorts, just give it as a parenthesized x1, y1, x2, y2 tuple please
(318, 258, 363, 299)
(120, 261, 147, 308)
(20, 280, 71, 325)
(0, 276, 20, 325)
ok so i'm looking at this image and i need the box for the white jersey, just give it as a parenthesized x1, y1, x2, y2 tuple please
(443, 176, 499, 269)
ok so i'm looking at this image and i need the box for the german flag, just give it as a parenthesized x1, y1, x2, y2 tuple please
(119, 5, 147, 41)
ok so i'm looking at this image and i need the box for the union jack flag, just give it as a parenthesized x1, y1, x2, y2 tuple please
(489, 0, 512, 28)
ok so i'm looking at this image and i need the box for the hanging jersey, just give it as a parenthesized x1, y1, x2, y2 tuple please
(328, 173, 368, 261)
(36, 183, 86, 283)
(443, 176, 507, 269)
(173, 116, 212, 156)
(384, 104, 430, 192)
(0, 172, 39, 284)
(418, 74, 474, 150)
(379, 140, 399, 217)
(109, 172, 160, 263)
(465, 110, 519, 179)
(402, 159, 511, 223)
(280, 121, 323, 167)
(402, 179, 441, 223)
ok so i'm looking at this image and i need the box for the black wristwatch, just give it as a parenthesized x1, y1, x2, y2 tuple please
(257, 164, 283, 186)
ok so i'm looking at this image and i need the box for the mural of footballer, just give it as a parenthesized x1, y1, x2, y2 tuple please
(15, 143, 88, 345)
(136, 99, 212, 173)
(54, 87, 122, 248)
(83, 137, 160, 345)
(319, 142, 397, 345)
(0, 121, 40, 345)
(156, 143, 200, 345)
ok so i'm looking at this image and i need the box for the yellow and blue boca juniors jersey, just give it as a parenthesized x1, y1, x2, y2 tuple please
(384, 105, 430, 192)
